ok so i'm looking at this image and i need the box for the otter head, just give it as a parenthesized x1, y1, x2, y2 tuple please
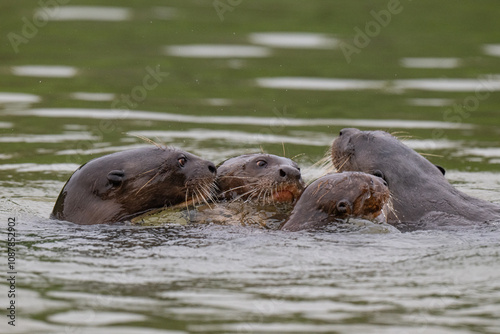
(331, 128, 450, 222)
(51, 146, 217, 224)
(281, 172, 391, 231)
(331, 128, 447, 188)
(217, 153, 304, 203)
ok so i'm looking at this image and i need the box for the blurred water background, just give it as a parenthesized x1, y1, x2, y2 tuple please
(1, 1, 500, 333)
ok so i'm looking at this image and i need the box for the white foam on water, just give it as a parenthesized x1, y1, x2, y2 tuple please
(39, 6, 132, 21)
(11, 65, 77, 78)
(0, 92, 41, 104)
(248, 32, 339, 49)
(9, 108, 474, 130)
(70, 92, 115, 101)
(164, 44, 271, 58)
(400, 57, 461, 69)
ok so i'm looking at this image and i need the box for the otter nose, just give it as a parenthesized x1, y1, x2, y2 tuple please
(279, 166, 301, 180)
(207, 162, 217, 175)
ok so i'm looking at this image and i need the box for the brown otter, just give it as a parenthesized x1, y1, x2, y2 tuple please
(134, 153, 304, 229)
(217, 153, 305, 204)
(51, 146, 217, 225)
(331, 128, 500, 229)
(281, 172, 391, 231)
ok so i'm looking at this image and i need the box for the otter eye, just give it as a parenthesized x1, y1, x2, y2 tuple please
(178, 157, 187, 167)
(256, 160, 267, 168)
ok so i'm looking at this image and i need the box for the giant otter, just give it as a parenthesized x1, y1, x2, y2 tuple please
(217, 153, 305, 204)
(281, 172, 391, 231)
(134, 153, 305, 229)
(331, 128, 500, 228)
(51, 146, 217, 225)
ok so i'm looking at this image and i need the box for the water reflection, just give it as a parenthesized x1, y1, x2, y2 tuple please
(128, 129, 332, 146)
(0, 163, 79, 173)
(40, 6, 132, 21)
(70, 92, 115, 102)
(11, 65, 77, 78)
(0, 122, 13, 129)
(256, 76, 500, 92)
(256, 77, 384, 91)
(248, 32, 339, 49)
(406, 98, 454, 107)
(164, 44, 271, 58)
(0, 92, 41, 103)
(11, 108, 473, 129)
(400, 57, 461, 69)
(0, 132, 98, 143)
(483, 44, 500, 57)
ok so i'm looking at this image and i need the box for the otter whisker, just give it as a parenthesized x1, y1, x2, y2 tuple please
(185, 188, 190, 212)
(218, 175, 258, 181)
(333, 154, 352, 172)
(135, 170, 161, 195)
(130, 134, 164, 149)
(197, 185, 213, 209)
(291, 153, 305, 160)
(230, 189, 256, 203)
(137, 168, 158, 177)
(219, 182, 261, 196)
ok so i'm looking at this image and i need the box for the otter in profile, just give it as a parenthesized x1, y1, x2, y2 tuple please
(281, 172, 391, 231)
(331, 128, 500, 228)
(51, 146, 217, 225)
(133, 153, 305, 229)
(217, 153, 305, 204)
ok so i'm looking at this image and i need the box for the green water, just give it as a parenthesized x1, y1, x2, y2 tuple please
(1, 1, 500, 333)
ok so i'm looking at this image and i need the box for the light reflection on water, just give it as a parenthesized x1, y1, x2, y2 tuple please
(248, 32, 339, 49)
(11, 65, 78, 78)
(256, 76, 500, 92)
(10, 108, 473, 129)
(164, 45, 272, 58)
(40, 6, 133, 21)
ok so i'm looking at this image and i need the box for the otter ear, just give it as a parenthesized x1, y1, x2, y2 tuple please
(336, 199, 352, 215)
(107, 170, 125, 187)
(435, 165, 446, 175)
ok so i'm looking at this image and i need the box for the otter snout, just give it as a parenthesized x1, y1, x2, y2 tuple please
(278, 165, 301, 181)
(207, 162, 217, 175)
